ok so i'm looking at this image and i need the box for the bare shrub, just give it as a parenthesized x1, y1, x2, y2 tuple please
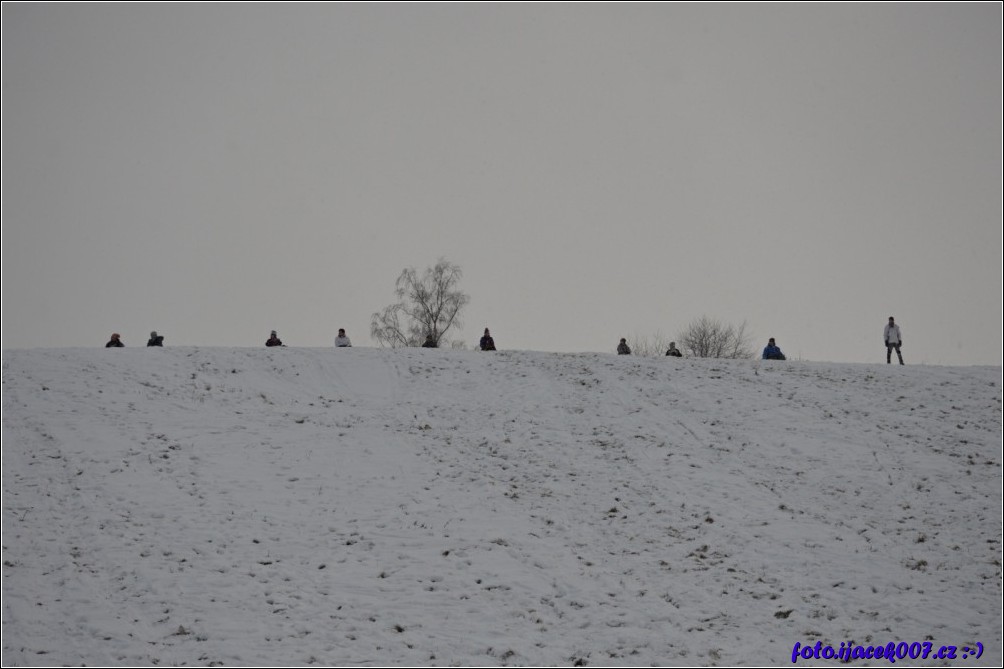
(677, 316, 756, 359)
(628, 332, 675, 358)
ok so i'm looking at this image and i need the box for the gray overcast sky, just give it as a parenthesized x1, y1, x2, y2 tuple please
(3, 3, 1001, 365)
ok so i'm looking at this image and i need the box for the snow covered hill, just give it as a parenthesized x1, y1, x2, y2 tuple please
(2, 347, 1001, 667)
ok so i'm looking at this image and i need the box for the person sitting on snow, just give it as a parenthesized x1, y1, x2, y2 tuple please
(266, 330, 284, 347)
(147, 331, 164, 347)
(617, 338, 631, 355)
(479, 328, 496, 351)
(665, 342, 683, 357)
(105, 333, 124, 348)
(334, 328, 352, 347)
(762, 337, 786, 360)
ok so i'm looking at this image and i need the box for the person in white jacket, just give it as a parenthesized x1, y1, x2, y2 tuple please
(334, 328, 352, 347)
(884, 316, 904, 365)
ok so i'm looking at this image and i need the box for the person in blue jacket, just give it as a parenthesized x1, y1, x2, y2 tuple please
(762, 337, 786, 360)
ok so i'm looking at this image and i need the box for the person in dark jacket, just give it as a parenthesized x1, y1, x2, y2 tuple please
(617, 338, 631, 355)
(266, 330, 284, 347)
(479, 328, 496, 351)
(762, 338, 786, 360)
(147, 331, 164, 347)
(665, 342, 683, 357)
(422, 334, 438, 348)
(105, 333, 124, 348)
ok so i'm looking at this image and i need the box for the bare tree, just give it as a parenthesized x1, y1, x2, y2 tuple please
(677, 316, 756, 359)
(371, 258, 470, 348)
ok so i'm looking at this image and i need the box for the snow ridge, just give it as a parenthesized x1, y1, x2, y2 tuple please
(2, 347, 1001, 666)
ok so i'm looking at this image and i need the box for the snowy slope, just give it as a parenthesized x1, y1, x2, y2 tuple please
(2, 347, 1001, 666)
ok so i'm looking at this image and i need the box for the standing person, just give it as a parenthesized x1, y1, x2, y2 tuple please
(617, 338, 631, 355)
(479, 328, 496, 351)
(762, 338, 786, 360)
(884, 316, 904, 365)
(334, 328, 352, 347)
(665, 342, 683, 357)
(105, 333, 124, 348)
(266, 330, 284, 347)
(147, 331, 164, 347)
